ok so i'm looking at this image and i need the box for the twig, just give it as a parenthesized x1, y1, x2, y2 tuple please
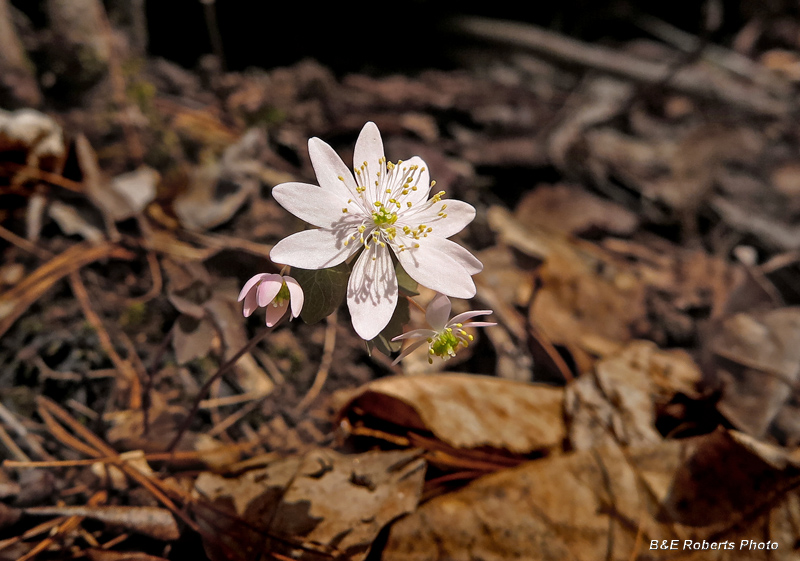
(69, 270, 143, 410)
(294, 311, 337, 414)
(0, 424, 28, 462)
(635, 14, 789, 96)
(0, 401, 53, 460)
(0, 223, 52, 260)
(451, 16, 790, 116)
(166, 325, 274, 453)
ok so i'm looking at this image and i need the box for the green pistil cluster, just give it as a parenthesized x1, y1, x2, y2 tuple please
(372, 203, 398, 227)
(273, 282, 290, 306)
(427, 326, 473, 363)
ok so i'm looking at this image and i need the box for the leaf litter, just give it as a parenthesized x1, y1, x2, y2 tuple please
(0, 4, 799, 560)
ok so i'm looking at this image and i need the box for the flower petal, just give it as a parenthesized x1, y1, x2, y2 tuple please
(449, 309, 494, 325)
(271, 229, 360, 269)
(284, 276, 304, 319)
(391, 338, 429, 366)
(242, 289, 258, 317)
(462, 321, 497, 328)
(425, 293, 452, 331)
(393, 156, 431, 207)
(396, 244, 476, 299)
(256, 274, 283, 307)
(265, 300, 289, 327)
(308, 137, 362, 203)
(272, 182, 354, 229)
(353, 122, 385, 201)
(392, 328, 436, 341)
(238, 273, 268, 302)
(347, 244, 398, 340)
(422, 236, 483, 275)
(404, 199, 476, 239)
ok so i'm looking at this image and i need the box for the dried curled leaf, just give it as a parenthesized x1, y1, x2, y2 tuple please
(337, 374, 565, 454)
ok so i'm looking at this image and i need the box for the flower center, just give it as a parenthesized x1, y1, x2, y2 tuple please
(429, 329, 461, 359)
(372, 203, 398, 227)
(272, 282, 291, 306)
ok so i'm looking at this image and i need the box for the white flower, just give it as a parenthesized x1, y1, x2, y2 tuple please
(391, 293, 495, 364)
(238, 273, 304, 327)
(270, 122, 482, 340)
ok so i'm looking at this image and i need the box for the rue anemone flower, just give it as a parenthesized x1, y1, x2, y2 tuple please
(270, 122, 482, 340)
(238, 273, 304, 327)
(391, 293, 495, 365)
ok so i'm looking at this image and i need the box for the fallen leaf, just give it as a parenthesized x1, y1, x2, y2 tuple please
(383, 431, 800, 561)
(193, 448, 425, 561)
(710, 307, 800, 445)
(337, 374, 565, 454)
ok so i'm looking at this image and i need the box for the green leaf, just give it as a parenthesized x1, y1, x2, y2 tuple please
(395, 261, 418, 296)
(370, 297, 410, 355)
(292, 263, 350, 324)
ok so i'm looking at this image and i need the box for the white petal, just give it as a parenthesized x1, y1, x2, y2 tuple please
(391, 338, 429, 365)
(404, 199, 476, 239)
(353, 122, 385, 201)
(238, 273, 268, 302)
(265, 300, 289, 327)
(449, 309, 494, 325)
(272, 182, 355, 228)
(392, 156, 431, 207)
(422, 236, 483, 275)
(463, 321, 496, 328)
(425, 293, 452, 331)
(308, 137, 362, 202)
(284, 276, 304, 319)
(256, 275, 283, 307)
(347, 244, 398, 340)
(270, 229, 359, 269)
(392, 328, 436, 341)
(396, 244, 476, 299)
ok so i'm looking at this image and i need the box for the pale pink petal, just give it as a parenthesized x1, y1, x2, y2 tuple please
(353, 122, 385, 200)
(392, 328, 436, 341)
(421, 236, 483, 275)
(391, 338, 429, 365)
(307, 137, 362, 202)
(238, 273, 269, 302)
(256, 274, 283, 307)
(462, 321, 497, 328)
(264, 300, 289, 327)
(284, 276, 304, 319)
(271, 229, 360, 269)
(403, 199, 476, 239)
(396, 244, 476, 299)
(425, 293, 452, 331)
(449, 309, 494, 325)
(347, 244, 398, 340)
(242, 289, 258, 317)
(272, 182, 354, 228)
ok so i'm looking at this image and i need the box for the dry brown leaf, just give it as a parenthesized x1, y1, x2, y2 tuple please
(193, 448, 425, 561)
(383, 430, 800, 561)
(567, 341, 702, 450)
(337, 374, 565, 454)
(710, 307, 800, 445)
(24, 506, 179, 541)
(514, 184, 639, 237)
